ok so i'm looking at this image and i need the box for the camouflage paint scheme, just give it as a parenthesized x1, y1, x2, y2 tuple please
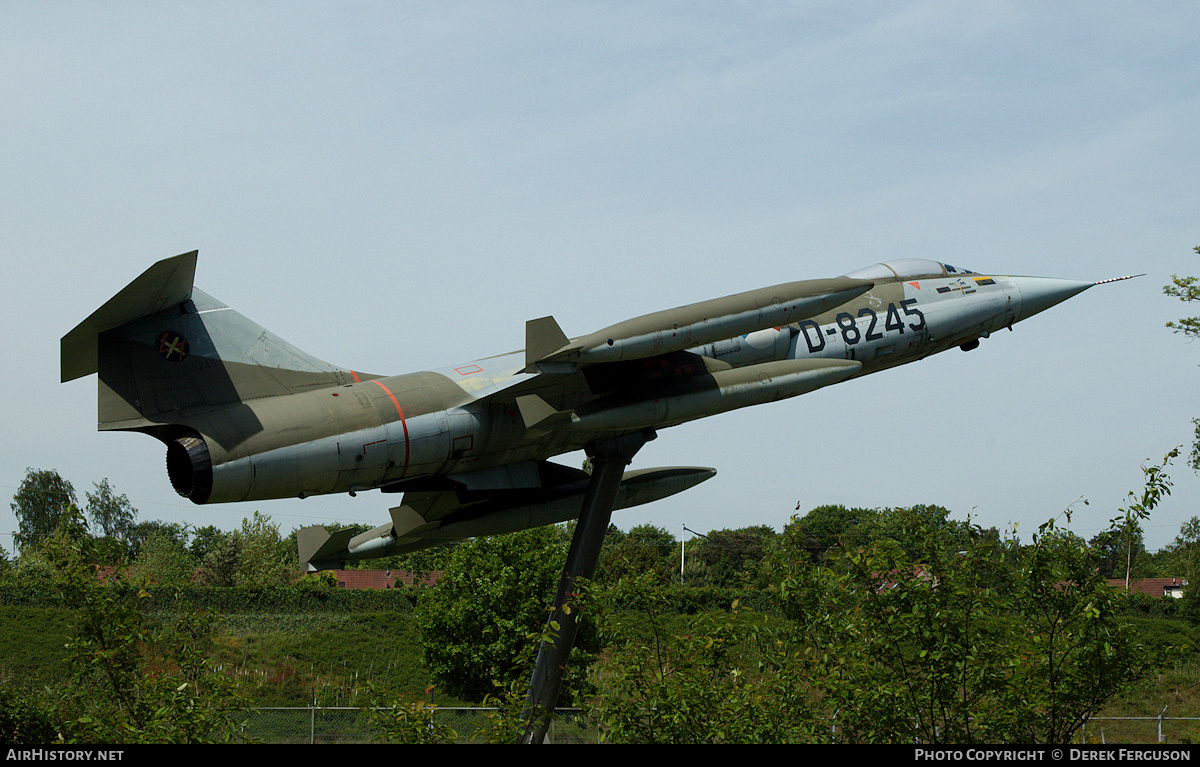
(61, 252, 1127, 569)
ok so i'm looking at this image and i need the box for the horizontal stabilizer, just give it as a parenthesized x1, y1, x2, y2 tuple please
(298, 525, 358, 571)
(61, 251, 198, 382)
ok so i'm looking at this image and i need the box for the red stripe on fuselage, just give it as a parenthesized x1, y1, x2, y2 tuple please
(370, 380, 410, 477)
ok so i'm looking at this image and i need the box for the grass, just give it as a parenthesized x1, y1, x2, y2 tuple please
(4, 604, 1199, 742)
(0, 606, 73, 685)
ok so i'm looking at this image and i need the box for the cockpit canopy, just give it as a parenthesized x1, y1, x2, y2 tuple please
(844, 259, 977, 282)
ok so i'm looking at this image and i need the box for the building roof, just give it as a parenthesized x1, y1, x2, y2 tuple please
(1106, 577, 1187, 596)
(332, 569, 441, 589)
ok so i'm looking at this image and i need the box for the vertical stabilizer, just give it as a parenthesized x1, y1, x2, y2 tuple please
(61, 251, 366, 432)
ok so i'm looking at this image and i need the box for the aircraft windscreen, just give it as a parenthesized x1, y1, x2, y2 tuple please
(845, 259, 977, 281)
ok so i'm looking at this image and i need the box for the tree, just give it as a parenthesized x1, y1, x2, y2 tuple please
(40, 506, 252, 743)
(1108, 449, 1178, 591)
(127, 520, 190, 560)
(785, 503, 878, 562)
(688, 525, 776, 587)
(0, 543, 12, 583)
(133, 532, 196, 588)
(1165, 248, 1200, 472)
(584, 575, 815, 743)
(1169, 516, 1200, 625)
(414, 527, 569, 702)
(11, 468, 77, 552)
(84, 479, 137, 541)
(233, 511, 293, 587)
(596, 524, 677, 585)
(192, 526, 240, 587)
(764, 511, 1156, 743)
(1089, 526, 1144, 580)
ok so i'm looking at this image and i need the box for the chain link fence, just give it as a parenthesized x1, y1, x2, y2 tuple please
(242, 707, 597, 744)
(239, 707, 1200, 744)
(1081, 716, 1200, 745)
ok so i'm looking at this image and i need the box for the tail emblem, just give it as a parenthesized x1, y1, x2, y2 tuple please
(157, 331, 189, 363)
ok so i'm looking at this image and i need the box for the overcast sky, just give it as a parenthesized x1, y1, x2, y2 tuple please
(2, 2, 1198, 555)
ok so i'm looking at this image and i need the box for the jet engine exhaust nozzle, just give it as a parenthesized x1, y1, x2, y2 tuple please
(166, 435, 213, 505)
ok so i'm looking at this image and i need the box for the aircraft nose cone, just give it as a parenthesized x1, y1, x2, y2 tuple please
(1011, 276, 1094, 324)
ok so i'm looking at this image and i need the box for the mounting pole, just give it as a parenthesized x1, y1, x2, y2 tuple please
(518, 429, 654, 743)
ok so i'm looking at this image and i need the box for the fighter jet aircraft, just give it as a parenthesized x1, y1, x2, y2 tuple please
(61, 252, 1133, 571)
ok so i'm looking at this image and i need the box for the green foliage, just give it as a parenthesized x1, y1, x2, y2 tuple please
(782, 504, 974, 566)
(84, 479, 137, 542)
(40, 506, 254, 743)
(133, 532, 195, 588)
(783, 503, 877, 562)
(233, 511, 293, 588)
(11, 469, 77, 553)
(597, 524, 677, 585)
(126, 520, 190, 560)
(1164, 250, 1200, 342)
(1165, 249, 1200, 472)
(1106, 449, 1180, 590)
(0, 677, 58, 744)
(362, 686, 457, 743)
(414, 528, 569, 702)
(687, 525, 775, 588)
(584, 573, 811, 744)
(0, 543, 12, 583)
(587, 502, 1160, 744)
(768, 511, 1159, 743)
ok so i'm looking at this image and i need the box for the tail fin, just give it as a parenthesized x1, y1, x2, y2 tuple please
(61, 251, 363, 432)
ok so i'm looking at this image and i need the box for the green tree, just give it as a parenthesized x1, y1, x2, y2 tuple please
(688, 525, 776, 587)
(127, 520, 190, 560)
(1173, 517, 1200, 625)
(233, 511, 293, 587)
(1108, 449, 1178, 591)
(0, 679, 57, 744)
(84, 479, 137, 541)
(11, 468, 77, 552)
(873, 504, 974, 559)
(784, 503, 878, 562)
(596, 524, 676, 585)
(361, 687, 457, 744)
(133, 533, 196, 588)
(42, 506, 252, 743)
(1089, 526, 1144, 580)
(414, 527, 568, 702)
(193, 526, 240, 587)
(765, 511, 1156, 743)
(1165, 248, 1200, 471)
(0, 543, 12, 583)
(584, 574, 814, 743)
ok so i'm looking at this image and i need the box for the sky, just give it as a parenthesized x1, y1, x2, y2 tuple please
(2, 2, 1198, 556)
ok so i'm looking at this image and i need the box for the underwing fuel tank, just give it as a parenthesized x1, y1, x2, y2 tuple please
(297, 465, 716, 568)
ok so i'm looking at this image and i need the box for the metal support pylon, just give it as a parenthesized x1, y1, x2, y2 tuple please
(518, 429, 654, 743)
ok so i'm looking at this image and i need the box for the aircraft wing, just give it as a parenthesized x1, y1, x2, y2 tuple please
(297, 460, 716, 570)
